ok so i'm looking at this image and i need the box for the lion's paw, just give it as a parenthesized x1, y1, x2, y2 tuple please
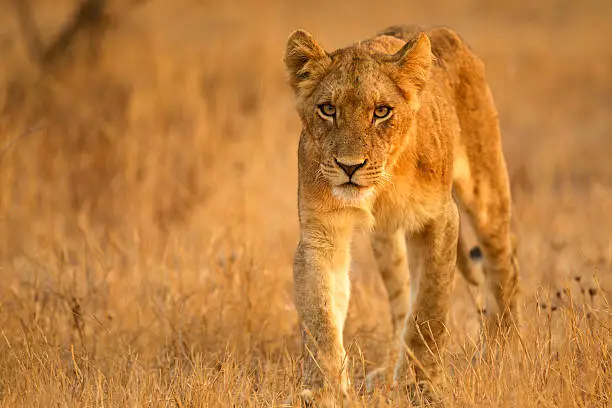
(390, 380, 443, 407)
(365, 367, 389, 393)
(282, 388, 350, 408)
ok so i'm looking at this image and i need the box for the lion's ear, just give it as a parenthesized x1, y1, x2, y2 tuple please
(391, 32, 433, 93)
(284, 30, 331, 95)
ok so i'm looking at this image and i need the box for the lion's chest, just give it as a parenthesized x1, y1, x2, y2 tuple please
(371, 178, 445, 234)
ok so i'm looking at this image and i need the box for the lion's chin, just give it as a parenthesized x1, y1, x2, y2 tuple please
(332, 183, 375, 204)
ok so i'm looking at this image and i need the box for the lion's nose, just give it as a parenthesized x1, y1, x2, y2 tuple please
(335, 158, 367, 177)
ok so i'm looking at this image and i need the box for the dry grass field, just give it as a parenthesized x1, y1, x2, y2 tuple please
(0, 0, 611, 406)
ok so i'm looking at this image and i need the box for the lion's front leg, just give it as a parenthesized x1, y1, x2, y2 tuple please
(393, 201, 459, 401)
(293, 217, 353, 404)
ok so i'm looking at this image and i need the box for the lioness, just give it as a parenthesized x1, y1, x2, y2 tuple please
(285, 26, 520, 404)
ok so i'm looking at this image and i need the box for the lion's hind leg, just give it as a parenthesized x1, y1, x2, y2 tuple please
(366, 229, 410, 391)
(453, 157, 521, 340)
(449, 30, 522, 338)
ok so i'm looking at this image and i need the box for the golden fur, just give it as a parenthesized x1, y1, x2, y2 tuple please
(285, 25, 521, 404)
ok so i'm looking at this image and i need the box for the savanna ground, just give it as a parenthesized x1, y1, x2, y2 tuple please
(0, 0, 611, 406)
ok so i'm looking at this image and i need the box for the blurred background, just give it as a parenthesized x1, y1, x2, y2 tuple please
(0, 0, 611, 405)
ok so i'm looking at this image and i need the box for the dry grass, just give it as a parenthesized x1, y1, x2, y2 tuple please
(0, 0, 611, 406)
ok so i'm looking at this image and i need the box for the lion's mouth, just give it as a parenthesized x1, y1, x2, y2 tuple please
(332, 182, 374, 203)
(340, 181, 366, 189)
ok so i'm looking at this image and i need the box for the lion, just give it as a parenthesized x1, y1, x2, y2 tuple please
(284, 25, 521, 405)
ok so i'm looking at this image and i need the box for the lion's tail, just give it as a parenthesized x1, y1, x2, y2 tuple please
(457, 234, 484, 286)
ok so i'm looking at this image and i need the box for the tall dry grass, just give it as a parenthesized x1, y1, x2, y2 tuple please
(0, 0, 611, 406)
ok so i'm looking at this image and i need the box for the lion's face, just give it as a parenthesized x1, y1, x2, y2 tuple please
(285, 31, 433, 203)
(305, 56, 408, 203)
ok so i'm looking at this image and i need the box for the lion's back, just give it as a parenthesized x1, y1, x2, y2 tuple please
(379, 26, 474, 60)
(378, 25, 486, 92)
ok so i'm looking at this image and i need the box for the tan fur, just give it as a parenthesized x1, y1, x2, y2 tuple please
(285, 26, 521, 404)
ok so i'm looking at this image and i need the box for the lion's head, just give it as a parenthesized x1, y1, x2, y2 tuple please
(285, 30, 433, 203)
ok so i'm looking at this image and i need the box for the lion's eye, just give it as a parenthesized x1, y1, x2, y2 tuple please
(373, 106, 392, 120)
(318, 103, 336, 118)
